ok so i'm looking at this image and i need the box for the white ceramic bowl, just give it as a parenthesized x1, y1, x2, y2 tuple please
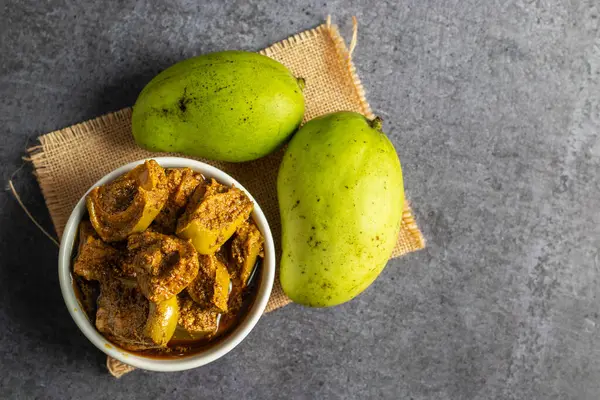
(58, 157, 275, 372)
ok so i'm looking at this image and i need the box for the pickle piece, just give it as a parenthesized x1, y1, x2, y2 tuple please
(230, 220, 264, 287)
(176, 179, 253, 254)
(73, 221, 120, 281)
(213, 260, 231, 312)
(128, 231, 199, 303)
(74, 221, 136, 280)
(187, 254, 230, 312)
(153, 168, 204, 234)
(87, 160, 168, 242)
(94, 277, 169, 350)
(177, 293, 219, 335)
(144, 295, 179, 347)
(96, 276, 179, 350)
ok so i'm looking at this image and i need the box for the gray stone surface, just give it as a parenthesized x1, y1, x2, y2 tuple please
(1, 0, 599, 398)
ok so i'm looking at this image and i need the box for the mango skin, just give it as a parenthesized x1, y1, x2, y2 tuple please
(132, 51, 305, 162)
(278, 112, 404, 307)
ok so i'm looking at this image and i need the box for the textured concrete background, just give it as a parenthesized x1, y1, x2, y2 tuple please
(1, 1, 599, 399)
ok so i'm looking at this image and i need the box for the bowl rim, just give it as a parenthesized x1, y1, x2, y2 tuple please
(58, 157, 275, 372)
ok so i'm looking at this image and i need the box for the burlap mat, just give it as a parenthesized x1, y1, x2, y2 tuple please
(27, 19, 425, 376)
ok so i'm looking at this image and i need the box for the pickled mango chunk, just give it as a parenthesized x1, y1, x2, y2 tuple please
(73, 221, 120, 281)
(176, 179, 253, 254)
(230, 220, 264, 287)
(187, 254, 230, 312)
(153, 168, 204, 234)
(73, 221, 138, 280)
(87, 160, 168, 242)
(96, 276, 179, 350)
(128, 231, 199, 303)
(144, 295, 179, 347)
(177, 293, 219, 335)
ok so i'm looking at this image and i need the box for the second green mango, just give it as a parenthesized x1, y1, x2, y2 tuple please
(278, 111, 405, 307)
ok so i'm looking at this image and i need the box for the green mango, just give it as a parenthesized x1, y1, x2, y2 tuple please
(132, 51, 305, 162)
(278, 111, 404, 307)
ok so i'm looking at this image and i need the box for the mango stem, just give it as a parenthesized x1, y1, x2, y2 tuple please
(296, 77, 306, 90)
(369, 116, 383, 131)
